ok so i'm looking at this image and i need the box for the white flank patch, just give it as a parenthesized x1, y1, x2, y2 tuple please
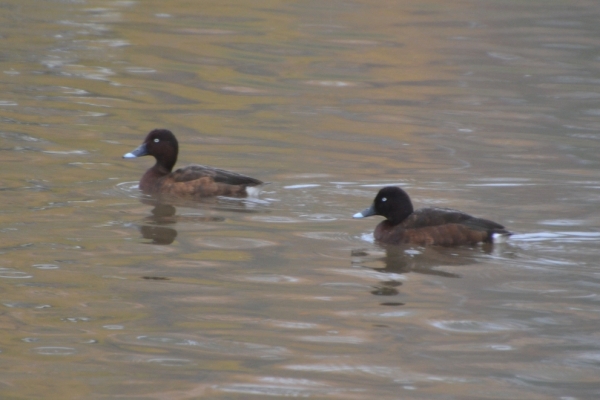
(492, 232, 511, 243)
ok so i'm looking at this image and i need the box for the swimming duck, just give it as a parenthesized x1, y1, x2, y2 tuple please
(353, 186, 511, 246)
(123, 129, 263, 198)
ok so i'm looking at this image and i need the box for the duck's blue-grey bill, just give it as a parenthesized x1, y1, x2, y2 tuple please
(353, 204, 376, 219)
(123, 143, 148, 159)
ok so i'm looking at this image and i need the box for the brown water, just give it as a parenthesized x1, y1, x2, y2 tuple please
(1, 0, 600, 398)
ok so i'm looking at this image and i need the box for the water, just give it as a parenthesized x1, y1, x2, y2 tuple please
(1, 0, 599, 398)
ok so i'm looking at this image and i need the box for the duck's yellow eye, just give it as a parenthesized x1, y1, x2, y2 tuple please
(154, 138, 159, 143)
(381, 197, 387, 202)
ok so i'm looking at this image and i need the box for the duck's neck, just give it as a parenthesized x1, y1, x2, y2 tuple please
(152, 162, 173, 175)
(139, 164, 171, 193)
(158, 153, 177, 173)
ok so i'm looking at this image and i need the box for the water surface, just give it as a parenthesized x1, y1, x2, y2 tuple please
(1, 0, 600, 398)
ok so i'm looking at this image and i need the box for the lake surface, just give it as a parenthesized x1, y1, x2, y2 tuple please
(1, 0, 600, 398)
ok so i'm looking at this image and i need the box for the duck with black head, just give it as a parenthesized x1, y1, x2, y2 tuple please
(123, 129, 264, 198)
(354, 186, 511, 246)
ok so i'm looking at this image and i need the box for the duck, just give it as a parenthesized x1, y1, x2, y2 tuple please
(353, 186, 511, 246)
(123, 129, 263, 198)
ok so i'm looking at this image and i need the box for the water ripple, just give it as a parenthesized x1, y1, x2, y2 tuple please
(496, 281, 597, 298)
(216, 377, 338, 397)
(33, 264, 59, 270)
(285, 363, 465, 384)
(194, 237, 277, 249)
(249, 216, 302, 223)
(146, 358, 194, 367)
(114, 181, 142, 198)
(512, 231, 600, 243)
(32, 346, 77, 356)
(297, 335, 365, 344)
(429, 320, 527, 333)
(298, 231, 353, 241)
(242, 275, 300, 284)
(0, 268, 32, 279)
(112, 334, 289, 358)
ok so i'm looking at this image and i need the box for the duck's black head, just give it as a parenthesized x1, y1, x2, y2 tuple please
(123, 129, 179, 171)
(354, 186, 414, 225)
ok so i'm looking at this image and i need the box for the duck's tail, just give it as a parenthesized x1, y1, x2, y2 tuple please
(246, 182, 270, 198)
(491, 229, 512, 243)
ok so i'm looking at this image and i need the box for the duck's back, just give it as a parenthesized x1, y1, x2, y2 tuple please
(376, 207, 510, 246)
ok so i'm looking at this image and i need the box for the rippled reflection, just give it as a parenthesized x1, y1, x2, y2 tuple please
(136, 201, 235, 245)
(139, 204, 178, 245)
(351, 245, 483, 278)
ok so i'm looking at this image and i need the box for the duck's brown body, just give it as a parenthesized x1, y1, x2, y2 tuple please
(140, 164, 262, 198)
(355, 187, 511, 246)
(124, 129, 263, 198)
(374, 208, 505, 246)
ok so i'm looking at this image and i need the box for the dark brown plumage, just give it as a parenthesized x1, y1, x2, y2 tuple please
(123, 129, 263, 198)
(354, 186, 511, 246)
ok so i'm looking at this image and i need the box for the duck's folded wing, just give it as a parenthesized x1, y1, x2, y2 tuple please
(462, 217, 507, 233)
(171, 165, 263, 186)
(406, 208, 507, 231)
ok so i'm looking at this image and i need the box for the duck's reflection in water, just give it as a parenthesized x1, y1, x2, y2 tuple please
(352, 244, 496, 303)
(138, 202, 226, 245)
(140, 225, 178, 245)
(140, 204, 178, 245)
(136, 194, 266, 245)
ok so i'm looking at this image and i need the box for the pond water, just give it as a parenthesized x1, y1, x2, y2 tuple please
(1, 0, 599, 398)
